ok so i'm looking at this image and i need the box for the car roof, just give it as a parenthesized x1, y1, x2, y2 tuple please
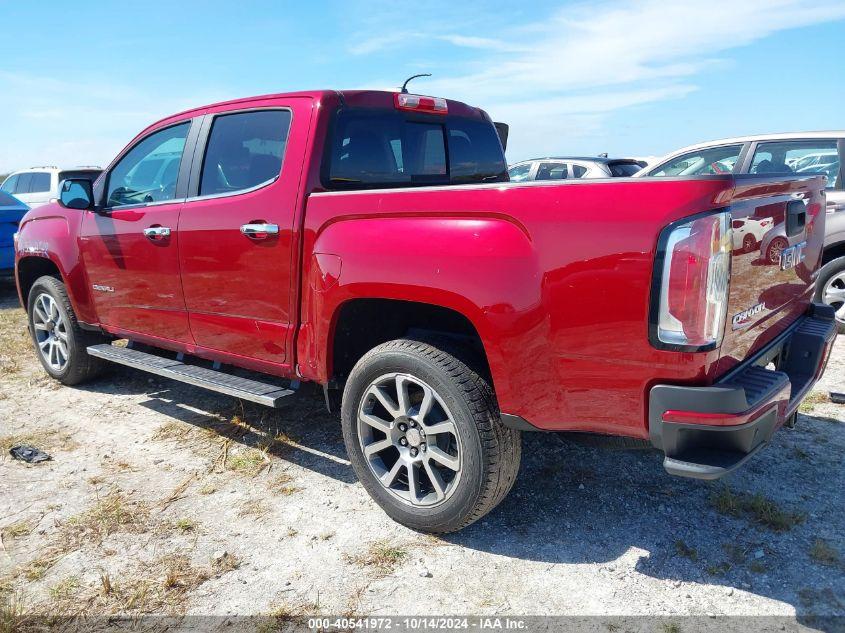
(659, 131, 845, 157)
(6, 166, 102, 175)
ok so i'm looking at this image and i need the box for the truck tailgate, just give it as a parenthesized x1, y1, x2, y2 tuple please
(716, 174, 827, 372)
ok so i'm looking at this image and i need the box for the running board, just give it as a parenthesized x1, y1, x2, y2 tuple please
(86, 344, 295, 407)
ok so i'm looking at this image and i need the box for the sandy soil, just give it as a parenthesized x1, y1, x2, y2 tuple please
(0, 277, 843, 629)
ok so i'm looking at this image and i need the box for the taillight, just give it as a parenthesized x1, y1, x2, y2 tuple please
(394, 93, 448, 115)
(652, 211, 732, 350)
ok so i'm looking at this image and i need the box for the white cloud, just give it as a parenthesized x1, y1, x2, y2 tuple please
(352, 0, 845, 160)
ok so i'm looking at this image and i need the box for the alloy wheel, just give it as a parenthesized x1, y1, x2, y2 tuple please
(357, 373, 462, 507)
(822, 270, 845, 325)
(32, 293, 70, 371)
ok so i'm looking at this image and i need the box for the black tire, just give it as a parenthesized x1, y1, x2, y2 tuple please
(27, 275, 107, 385)
(815, 257, 845, 334)
(341, 338, 521, 533)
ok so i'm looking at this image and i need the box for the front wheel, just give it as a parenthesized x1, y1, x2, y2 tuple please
(27, 276, 107, 385)
(816, 257, 845, 334)
(341, 339, 521, 533)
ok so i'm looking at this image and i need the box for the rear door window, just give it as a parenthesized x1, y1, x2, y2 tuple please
(650, 145, 743, 176)
(29, 172, 51, 193)
(571, 164, 588, 178)
(749, 140, 839, 188)
(535, 163, 568, 180)
(199, 110, 292, 197)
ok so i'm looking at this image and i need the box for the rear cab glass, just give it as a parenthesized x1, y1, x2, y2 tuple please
(323, 109, 507, 190)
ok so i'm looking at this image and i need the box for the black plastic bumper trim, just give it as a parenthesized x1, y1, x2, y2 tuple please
(649, 304, 836, 480)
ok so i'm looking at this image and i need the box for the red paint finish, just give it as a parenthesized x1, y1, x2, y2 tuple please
(14, 89, 829, 442)
(79, 203, 192, 342)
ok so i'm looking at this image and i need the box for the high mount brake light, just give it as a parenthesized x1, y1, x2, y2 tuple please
(394, 93, 448, 115)
(653, 211, 732, 350)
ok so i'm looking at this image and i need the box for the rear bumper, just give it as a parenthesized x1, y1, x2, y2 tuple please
(649, 302, 837, 480)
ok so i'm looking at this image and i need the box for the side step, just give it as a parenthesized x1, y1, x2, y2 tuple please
(86, 344, 295, 407)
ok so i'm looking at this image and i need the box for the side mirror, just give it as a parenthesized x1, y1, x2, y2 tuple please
(59, 179, 94, 210)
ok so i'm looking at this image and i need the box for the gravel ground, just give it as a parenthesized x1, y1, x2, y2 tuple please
(0, 277, 843, 630)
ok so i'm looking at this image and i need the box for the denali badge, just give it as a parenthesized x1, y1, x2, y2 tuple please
(92, 284, 114, 293)
(732, 303, 765, 330)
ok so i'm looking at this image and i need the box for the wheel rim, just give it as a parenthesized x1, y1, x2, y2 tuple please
(768, 239, 786, 263)
(32, 293, 70, 371)
(822, 270, 845, 323)
(357, 372, 462, 508)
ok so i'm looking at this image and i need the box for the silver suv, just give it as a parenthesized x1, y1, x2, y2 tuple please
(638, 132, 845, 332)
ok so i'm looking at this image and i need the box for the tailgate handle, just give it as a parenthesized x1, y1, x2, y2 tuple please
(786, 200, 806, 237)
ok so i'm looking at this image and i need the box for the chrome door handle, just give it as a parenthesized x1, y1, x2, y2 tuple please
(143, 226, 171, 240)
(827, 202, 844, 213)
(240, 223, 279, 238)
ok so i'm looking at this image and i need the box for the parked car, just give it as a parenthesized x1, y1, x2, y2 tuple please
(638, 132, 845, 331)
(0, 191, 28, 275)
(1, 166, 102, 210)
(13, 90, 836, 533)
(507, 156, 644, 181)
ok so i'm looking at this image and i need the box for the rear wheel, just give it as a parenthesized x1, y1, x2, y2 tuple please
(766, 237, 788, 264)
(816, 257, 845, 334)
(341, 339, 521, 533)
(27, 276, 107, 385)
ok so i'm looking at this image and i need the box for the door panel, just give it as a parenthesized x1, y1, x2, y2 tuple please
(80, 203, 190, 341)
(79, 120, 195, 342)
(178, 99, 312, 366)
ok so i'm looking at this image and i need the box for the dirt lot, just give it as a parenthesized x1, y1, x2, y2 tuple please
(1, 276, 843, 628)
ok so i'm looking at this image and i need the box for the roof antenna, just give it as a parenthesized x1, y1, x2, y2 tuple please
(400, 73, 432, 93)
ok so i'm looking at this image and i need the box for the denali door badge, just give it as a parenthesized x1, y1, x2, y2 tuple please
(732, 303, 765, 330)
(92, 284, 114, 293)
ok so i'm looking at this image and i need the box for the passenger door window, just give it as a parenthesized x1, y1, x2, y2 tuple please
(650, 145, 742, 176)
(750, 140, 839, 188)
(535, 162, 568, 180)
(106, 122, 190, 208)
(199, 110, 292, 197)
(29, 172, 51, 193)
(507, 164, 532, 182)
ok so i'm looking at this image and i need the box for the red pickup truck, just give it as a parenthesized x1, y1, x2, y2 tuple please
(14, 90, 837, 532)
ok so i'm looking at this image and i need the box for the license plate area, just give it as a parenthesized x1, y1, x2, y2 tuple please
(779, 241, 806, 271)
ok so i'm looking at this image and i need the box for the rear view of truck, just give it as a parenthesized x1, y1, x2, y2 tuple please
(647, 174, 837, 479)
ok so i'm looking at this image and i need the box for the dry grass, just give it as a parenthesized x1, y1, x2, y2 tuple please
(268, 472, 300, 496)
(41, 553, 219, 617)
(0, 428, 78, 454)
(238, 499, 271, 520)
(347, 540, 408, 578)
(799, 390, 830, 414)
(809, 539, 840, 566)
(1, 521, 32, 541)
(62, 490, 150, 547)
(225, 446, 271, 477)
(173, 518, 197, 534)
(709, 486, 804, 532)
(0, 307, 30, 377)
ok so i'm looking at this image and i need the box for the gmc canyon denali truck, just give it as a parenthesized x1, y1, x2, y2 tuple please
(14, 90, 837, 533)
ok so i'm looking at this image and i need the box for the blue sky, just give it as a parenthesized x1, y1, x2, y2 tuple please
(1, 0, 844, 171)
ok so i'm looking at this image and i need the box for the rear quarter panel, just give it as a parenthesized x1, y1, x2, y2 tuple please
(299, 177, 739, 438)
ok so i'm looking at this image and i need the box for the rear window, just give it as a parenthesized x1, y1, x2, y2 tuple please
(607, 161, 641, 177)
(324, 109, 507, 190)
